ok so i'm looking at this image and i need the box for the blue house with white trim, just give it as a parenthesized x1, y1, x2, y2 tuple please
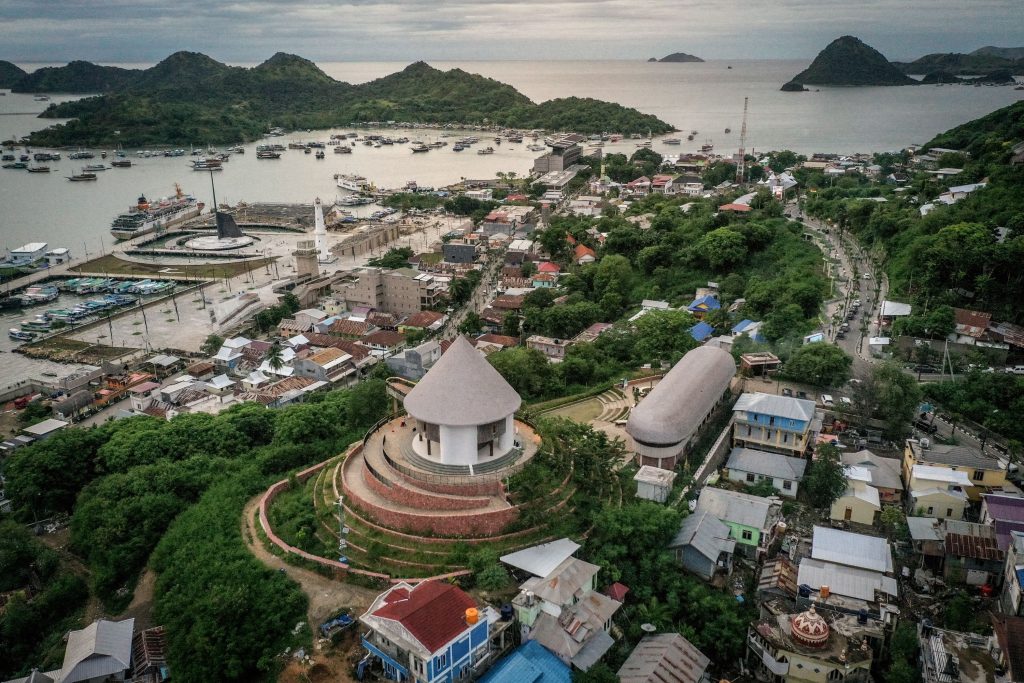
(359, 580, 491, 682)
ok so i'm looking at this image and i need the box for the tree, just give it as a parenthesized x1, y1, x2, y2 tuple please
(265, 341, 284, 372)
(458, 312, 482, 335)
(872, 361, 923, 441)
(367, 247, 414, 269)
(804, 443, 847, 508)
(572, 664, 619, 683)
(632, 309, 698, 364)
(879, 505, 907, 540)
(782, 343, 852, 387)
(201, 334, 224, 356)
(694, 228, 747, 269)
(520, 261, 536, 278)
(488, 347, 554, 400)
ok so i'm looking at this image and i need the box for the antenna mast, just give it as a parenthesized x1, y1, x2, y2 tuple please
(736, 96, 749, 183)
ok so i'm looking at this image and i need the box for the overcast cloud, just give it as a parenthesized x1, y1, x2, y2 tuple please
(2, 0, 1022, 63)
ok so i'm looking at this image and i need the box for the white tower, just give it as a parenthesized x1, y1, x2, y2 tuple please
(314, 197, 335, 263)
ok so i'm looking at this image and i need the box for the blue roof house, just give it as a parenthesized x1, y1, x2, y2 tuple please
(687, 294, 720, 320)
(732, 319, 766, 343)
(479, 640, 571, 683)
(689, 321, 714, 343)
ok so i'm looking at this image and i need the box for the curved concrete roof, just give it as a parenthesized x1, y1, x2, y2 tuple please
(404, 335, 521, 427)
(626, 346, 736, 446)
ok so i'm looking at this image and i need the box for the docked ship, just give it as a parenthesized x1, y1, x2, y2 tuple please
(336, 174, 369, 192)
(109, 184, 203, 241)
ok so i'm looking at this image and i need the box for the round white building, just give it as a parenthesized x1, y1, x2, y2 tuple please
(403, 336, 522, 467)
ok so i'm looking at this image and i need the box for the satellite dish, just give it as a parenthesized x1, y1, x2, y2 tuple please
(640, 623, 657, 633)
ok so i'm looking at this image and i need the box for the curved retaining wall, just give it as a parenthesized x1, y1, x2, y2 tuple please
(257, 452, 470, 584)
(361, 465, 492, 511)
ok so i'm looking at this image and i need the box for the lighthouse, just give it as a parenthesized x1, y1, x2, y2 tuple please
(314, 197, 335, 263)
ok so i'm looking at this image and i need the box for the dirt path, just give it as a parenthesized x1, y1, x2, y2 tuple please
(240, 494, 376, 628)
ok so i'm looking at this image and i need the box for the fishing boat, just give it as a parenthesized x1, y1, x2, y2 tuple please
(663, 138, 682, 145)
(334, 145, 352, 154)
(67, 172, 98, 182)
(111, 159, 132, 168)
(34, 95, 50, 101)
(410, 143, 429, 153)
(477, 147, 495, 155)
(315, 150, 326, 159)
(109, 184, 203, 241)
(27, 166, 51, 173)
(2, 162, 28, 169)
(256, 149, 281, 159)
(453, 144, 465, 152)
(724, 127, 731, 134)
(69, 150, 95, 160)
(191, 158, 223, 170)
(8, 329, 35, 342)
(687, 134, 695, 141)
(83, 163, 108, 171)
(19, 316, 53, 332)
(19, 285, 59, 305)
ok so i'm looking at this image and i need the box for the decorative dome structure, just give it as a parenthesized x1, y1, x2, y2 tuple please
(404, 336, 522, 466)
(625, 345, 736, 469)
(791, 605, 830, 648)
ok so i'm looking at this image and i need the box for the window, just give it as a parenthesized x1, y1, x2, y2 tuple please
(973, 470, 985, 481)
(747, 425, 752, 437)
(926, 506, 934, 515)
(434, 653, 448, 671)
(946, 508, 953, 517)
(766, 430, 773, 441)
(783, 481, 793, 490)
(742, 529, 753, 541)
(746, 473, 756, 483)
(783, 433, 789, 444)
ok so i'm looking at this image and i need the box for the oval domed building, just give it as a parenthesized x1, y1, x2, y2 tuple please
(790, 605, 830, 648)
(626, 345, 737, 469)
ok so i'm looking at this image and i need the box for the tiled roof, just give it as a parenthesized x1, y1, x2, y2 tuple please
(476, 333, 519, 347)
(329, 319, 373, 337)
(372, 581, 476, 654)
(402, 310, 444, 328)
(360, 330, 406, 347)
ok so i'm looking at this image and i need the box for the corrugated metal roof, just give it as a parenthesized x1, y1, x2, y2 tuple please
(58, 618, 134, 683)
(479, 641, 570, 683)
(570, 630, 615, 671)
(696, 487, 773, 531)
(734, 392, 816, 422)
(811, 526, 893, 573)
(617, 633, 710, 683)
(841, 451, 904, 491)
(669, 509, 736, 563)
(797, 558, 897, 602)
(500, 539, 580, 578)
(727, 447, 807, 480)
(907, 517, 944, 542)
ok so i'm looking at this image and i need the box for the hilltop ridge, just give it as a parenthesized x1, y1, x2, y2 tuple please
(21, 52, 673, 146)
(0, 60, 27, 88)
(784, 36, 916, 87)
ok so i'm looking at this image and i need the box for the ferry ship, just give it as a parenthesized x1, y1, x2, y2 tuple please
(110, 184, 203, 241)
(336, 174, 369, 192)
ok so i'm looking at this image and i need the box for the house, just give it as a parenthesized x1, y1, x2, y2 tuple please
(21, 419, 69, 442)
(626, 346, 736, 469)
(526, 335, 570, 361)
(739, 352, 781, 376)
(669, 509, 736, 582)
(294, 308, 328, 329)
(293, 347, 357, 385)
(879, 300, 912, 327)
(571, 323, 612, 345)
(951, 307, 993, 345)
(840, 450, 903, 504)
(478, 640, 569, 683)
(829, 467, 881, 525)
(981, 494, 1024, 551)
(907, 464, 971, 520)
(686, 294, 720, 320)
(725, 447, 807, 498)
(759, 171, 798, 198)
(943, 519, 1004, 586)
(386, 340, 442, 380)
(918, 622, 1002, 683)
(796, 527, 898, 619)
(3, 618, 136, 683)
(1000, 531, 1024, 616)
(573, 244, 597, 265)
(650, 175, 675, 195)
(691, 487, 779, 558)
(359, 581, 490, 683)
(992, 615, 1024, 683)
(212, 337, 249, 370)
(617, 633, 711, 683)
(624, 176, 651, 196)
(903, 439, 1007, 502)
(399, 310, 446, 334)
(634, 465, 677, 503)
(732, 392, 819, 458)
(507, 546, 621, 671)
(532, 273, 558, 288)
(689, 321, 714, 343)
(128, 381, 161, 413)
(907, 517, 946, 571)
(536, 261, 561, 275)
(746, 602, 875, 683)
(359, 330, 407, 355)
(732, 319, 766, 343)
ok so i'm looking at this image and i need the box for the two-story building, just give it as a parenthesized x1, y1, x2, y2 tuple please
(359, 580, 491, 683)
(684, 487, 780, 559)
(732, 392, 819, 458)
(907, 464, 971, 520)
(902, 439, 1008, 502)
(1000, 531, 1024, 616)
(526, 335, 570, 362)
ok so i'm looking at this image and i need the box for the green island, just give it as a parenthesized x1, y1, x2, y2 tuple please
(784, 35, 917, 87)
(18, 52, 674, 146)
(893, 46, 1024, 76)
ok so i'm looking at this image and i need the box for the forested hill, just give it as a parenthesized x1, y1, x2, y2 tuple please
(892, 51, 1024, 76)
(804, 99, 1024, 324)
(11, 61, 141, 93)
(22, 52, 674, 146)
(0, 60, 27, 88)
(787, 36, 916, 86)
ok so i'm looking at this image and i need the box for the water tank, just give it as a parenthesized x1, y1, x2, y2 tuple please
(857, 609, 868, 625)
(920, 437, 931, 449)
(526, 590, 535, 607)
(500, 604, 513, 621)
(820, 585, 831, 599)
(776, 521, 788, 534)
(798, 584, 812, 598)
(465, 608, 479, 625)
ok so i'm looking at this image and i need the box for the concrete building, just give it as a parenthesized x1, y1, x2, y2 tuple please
(625, 346, 736, 469)
(404, 336, 521, 466)
(526, 335, 571, 361)
(292, 239, 319, 279)
(902, 439, 1006, 502)
(669, 508, 736, 582)
(532, 140, 582, 174)
(840, 450, 903, 504)
(830, 466, 881, 525)
(339, 267, 448, 318)
(442, 242, 477, 264)
(385, 340, 442, 380)
(732, 392, 819, 458)
(907, 465, 971, 520)
(634, 465, 677, 503)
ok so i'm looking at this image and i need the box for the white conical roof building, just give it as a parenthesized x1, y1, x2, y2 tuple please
(404, 336, 522, 466)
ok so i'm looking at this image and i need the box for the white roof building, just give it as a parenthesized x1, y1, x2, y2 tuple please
(810, 526, 894, 574)
(500, 538, 581, 578)
(880, 300, 912, 318)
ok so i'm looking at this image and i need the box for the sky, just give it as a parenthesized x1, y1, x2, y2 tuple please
(2, 0, 1023, 64)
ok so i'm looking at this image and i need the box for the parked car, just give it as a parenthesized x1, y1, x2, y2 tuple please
(913, 418, 938, 434)
(914, 365, 938, 373)
(797, 391, 809, 400)
(839, 397, 853, 407)
(782, 388, 793, 397)
(821, 394, 834, 406)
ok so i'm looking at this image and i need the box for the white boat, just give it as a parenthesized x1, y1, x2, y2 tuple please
(110, 184, 203, 240)
(477, 147, 495, 155)
(336, 174, 369, 192)
(663, 138, 682, 145)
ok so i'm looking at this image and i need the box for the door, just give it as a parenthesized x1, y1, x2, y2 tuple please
(844, 507, 853, 521)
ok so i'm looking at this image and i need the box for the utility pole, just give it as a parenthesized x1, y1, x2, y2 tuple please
(736, 97, 749, 184)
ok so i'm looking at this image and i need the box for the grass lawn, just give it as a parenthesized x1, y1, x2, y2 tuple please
(548, 398, 604, 424)
(71, 254, 275, 279)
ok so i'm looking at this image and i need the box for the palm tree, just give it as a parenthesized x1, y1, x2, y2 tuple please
(266, 341, 284, 372)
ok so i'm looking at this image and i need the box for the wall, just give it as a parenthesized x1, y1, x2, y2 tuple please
(362, 466, 491, 511)
(830, 494, 877, 525)
(438, 424, 479, 466)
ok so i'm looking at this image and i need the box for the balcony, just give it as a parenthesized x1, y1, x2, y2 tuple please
(362, 636, 411, 679)
(747, 634, 789, 677)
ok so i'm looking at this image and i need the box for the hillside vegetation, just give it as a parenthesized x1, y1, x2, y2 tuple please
(12, 61, 141, 93)
(0, 60, 27, 88)
(893, 51, 1024, 76)
(788, 36, 916, 86)
(23, 52, 673, 146)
